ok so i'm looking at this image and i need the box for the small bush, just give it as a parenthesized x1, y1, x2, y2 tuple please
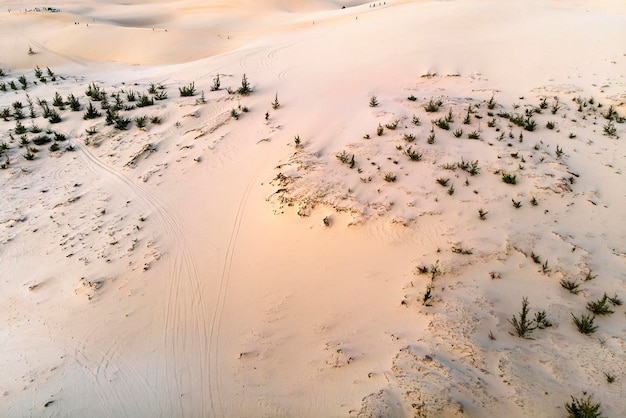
(83, 102, 101, 120)
(434, 118, 449, 130)
(546, 121, 556, 130)
(412, 115, 421, 126)
(272, 93, 280, 110)
(385, 120, 399, 130)
(237, 74, 252, 95)
(436, 177, 449, 186)
(424, 97, 442, 112)
(179, 82, 196, 97)
(383, 172, 396, 182)
(502, 173, 517, 184)
(403, 133, 416, 142)
(565, 395, 604, 418)
(135, 115, 147, 129)
(369, 96, 379, 107)
(211, 74, 221, 91)
(48, 108, 61, 124)
(586, 295, 614, 315)
(453, 128, 463, 138)
(404, 146, 422, 161)
(572, 313, 598, 334)
(508, 297, 537, 338)
(467, 130, 480, 139)
(560, 279, 581, 294)
(114, 116, 131, 130)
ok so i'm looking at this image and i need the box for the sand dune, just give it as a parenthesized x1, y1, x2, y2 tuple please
(1, 0, 625, 417)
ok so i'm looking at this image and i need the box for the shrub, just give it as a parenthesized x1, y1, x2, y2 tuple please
(403, 133, 416, 142)
(154, 90, 167, 100)
(136, 94, 154, 107)
(478, 208, 488, 220)
(487, 95, 497, 109)
(32, 135, 51, 145)
(211, 74, 221, 91)
(586, 295, 614, 315)
(49, 142, 60, 152)
(512, 199, 522, 208)
(404, 146, 422, 161)
(453, 128, 463, 138)
(83, 102, 101, 120)
(384, 172, 396, 182)
(508, 297, 537, 338)
(502, 173, 517, 184)
(114, 116, 131, 130)
(230, 108, 240, 120)
(603, 121, 617, 137)
(15, 120, 26, 134)
(48, 108, 61, 124)
(179, 82, 196, 97)
(385, 120, 399, 130)
(126, 90, 137, 102)
(407, 95, 417, 101)
(412, 115, 420, 126)
(560, 279, 581, 294)
(150, 115, 162, 124)
(369, 96, 379, 107)
(135, 115, 147, 129)
(85, 82, 104, 100)
(572, 313, 598, 334)
(67, 94, 81, 111)
(546, 121, 555, 130)
(565, 395, 604, 418)
(524, 117, 537, 131)
(237, 74, 252, 95)
(18, 75, 28, 90)
(376, 124, 384, 136)
(336, 151, 355, 168)
(434, 118, 449, 130)
(53, 132, 67, 142)
(424, 97, 442, 112)
(468, 130, 480, 139)
(436, 177, 449, 186)
(23, 148, 35, 160)
(272, 93, 280, 110)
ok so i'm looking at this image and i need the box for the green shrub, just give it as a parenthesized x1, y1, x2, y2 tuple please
(179, 82, 196, 97)
(572, 313, 598, 334)
(565, 395, 604, 418)
(237, 74, 252, 95)
(369, 95, 379, 107)
(424, 97, 442, 112)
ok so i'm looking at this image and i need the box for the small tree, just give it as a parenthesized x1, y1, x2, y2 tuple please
(369, 96, 379, 107)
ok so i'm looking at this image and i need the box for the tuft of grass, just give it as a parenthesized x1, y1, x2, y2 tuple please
(135, 115, 147, 129)
(404, 146, 422, 161)
(560, 279, 581, 294)
(383, 172, 397, 182)
(502, 173, 517, 184)
(424, 97, 442, 112)
(512, 199, 522, 208)
(571, 313, 598, 335)
(467, 130, 480, 139)
(436, 177, 449, 187)
(565, 395, 604, 418)
(179, 82, 196, 97)
(586, 294, 614, 316)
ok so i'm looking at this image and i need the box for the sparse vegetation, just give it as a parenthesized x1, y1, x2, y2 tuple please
(179, 82, 196, 97)
(572, 313, 598, 335)
(424, 97, 442, 112)
(369, 95, 379, 107)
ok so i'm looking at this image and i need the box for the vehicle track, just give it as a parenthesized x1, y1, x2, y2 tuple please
(75, 142, 211, 416)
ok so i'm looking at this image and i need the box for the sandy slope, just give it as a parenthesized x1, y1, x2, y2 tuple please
(1, 0, 625, 417)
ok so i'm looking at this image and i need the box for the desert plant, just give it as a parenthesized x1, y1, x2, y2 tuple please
(211, 73, 221, 91)
(451, 246, 472, 255)
(487, 95, 497, 110)
(336, 150, 355, 168)
(524, 117, 537, 131)
(85, 126, 97, 135)
(572, 313, 598, 334)
(403, 133, 416, 142)
(9, 80, 18, 90)
(383, 172, 396, 182)
(436, 177, 449, 186)
(237, 74, 252, 95)
(294, 135, 301, 146)
(154, 90, 167, 100)
(427, 130, 436, 144)
(603, 105, 618, 121)
(49, 142, 60, 152)
(512, 199, 522, 208)
(502, 173, 517, 184)
(376, 124, 384, 136)
(531, 252, 541, 264)
(584, 271, 597, 282)
(14, 120, 26, 135)
(434, 117, 450, 130)
(230, 108, 240, 120)
(126, 90, 136, 102)
(453, 128, 463, 138)
(424, 97, 442, 112)
(18, 75, 28, 90)
(369, 95, 379, 107)
(546, 121, 556, 130)
(556, 145, 564, 158)
(114, 116, 131, 130)
(467, 130, 480, 139)
(150, 115, 162, 124)
(385, 120, 399, 130)
(534, 310, 552, 329)
(82, 101, 100, 120)
(67, 94, 81, 111)
(85, 82, 104, 100)
(530, 196, 538, 206)
(423, 286, 433, 306)
(560, 279, 581, 294)
(586, 295, 614, 315)
(606, 294, 622, 306)
(447, 185, 455, 195)
(463, 108, 472, 125)
(32, 135, 51, 145)
(271, 93, 280, 110)
(179, 82, 196, 97)
(48, 108, 61, 123)
(508, 297, 537, 338)
(603, 121, 617, 137)
(53, 132, 67, 142)
(52, 92, 64, 107)
(478, 208, 488, 220)
(23, 148, 35, 160)
(135, 115, 147, 129)
(407, 95, 417, 102)
(404, 146, 422, 161)
(412, 115, 421, 126)
(136, 94, 154, 107)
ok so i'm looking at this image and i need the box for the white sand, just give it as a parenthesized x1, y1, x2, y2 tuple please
(1, 0, 625, 416)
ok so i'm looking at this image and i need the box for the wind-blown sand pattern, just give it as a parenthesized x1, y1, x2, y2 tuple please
(0, 0, 624, 417)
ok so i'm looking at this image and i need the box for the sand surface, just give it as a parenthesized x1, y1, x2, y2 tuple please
(1, 0, 625, 417)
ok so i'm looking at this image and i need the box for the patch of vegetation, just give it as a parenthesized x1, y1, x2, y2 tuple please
(571, 313, 598, 335)
(502, 172, 517, 184)
(424, 97, 442, 112)
(564, 395, 604, 418)
(369, 95, 379, 107)
(560, 279, 581, 294)
(179, 82, 196, 97)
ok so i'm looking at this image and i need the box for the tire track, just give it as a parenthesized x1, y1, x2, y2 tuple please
(208, 152, 272, 415)
(75, 142, 211, 417)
